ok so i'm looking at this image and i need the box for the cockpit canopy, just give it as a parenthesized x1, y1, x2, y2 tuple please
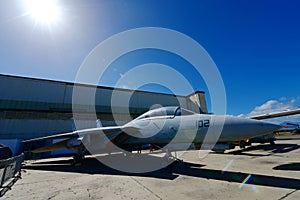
(135, 106, 196, 120)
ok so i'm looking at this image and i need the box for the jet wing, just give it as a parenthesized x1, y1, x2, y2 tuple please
(250, 108, 300, 120)
(23, 126, 132, 143)
(30, 139, 70, 153)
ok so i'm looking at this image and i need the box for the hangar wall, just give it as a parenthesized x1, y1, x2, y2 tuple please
(0, 74, 207, 155)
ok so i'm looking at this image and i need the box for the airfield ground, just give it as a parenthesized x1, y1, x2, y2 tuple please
(2, 135, 300, 200)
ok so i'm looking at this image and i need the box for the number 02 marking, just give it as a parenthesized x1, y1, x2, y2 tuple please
(198, 120, 210, 128)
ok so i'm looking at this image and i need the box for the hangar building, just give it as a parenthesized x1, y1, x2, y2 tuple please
(0, 74, 207, 156)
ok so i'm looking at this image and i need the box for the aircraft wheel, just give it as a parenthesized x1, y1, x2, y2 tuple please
(73, 154, 83, 166)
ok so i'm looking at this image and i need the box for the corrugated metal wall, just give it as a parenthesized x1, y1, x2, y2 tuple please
(0, 75, 189, 113)
(0, 75, 66, 103)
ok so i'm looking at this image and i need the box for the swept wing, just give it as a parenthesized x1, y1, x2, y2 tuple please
(250, 108, 300, 120)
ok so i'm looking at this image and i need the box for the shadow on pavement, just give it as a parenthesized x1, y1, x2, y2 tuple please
(24, 154, 300, 190)
(227, 143, 299, 156)
(273, 162, 300, 171)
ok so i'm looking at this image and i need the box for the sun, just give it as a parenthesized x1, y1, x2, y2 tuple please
(26, 0, 61, 25)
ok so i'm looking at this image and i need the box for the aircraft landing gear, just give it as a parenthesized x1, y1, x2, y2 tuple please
(160, 148, 180, 161)
(72, 146, 85, 166)
(73, 154, 84, 166)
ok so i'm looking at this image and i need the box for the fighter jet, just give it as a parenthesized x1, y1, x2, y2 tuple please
(24, 106, 282, 163)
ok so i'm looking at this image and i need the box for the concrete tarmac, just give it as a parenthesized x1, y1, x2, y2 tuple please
(2, 135, 300, 200)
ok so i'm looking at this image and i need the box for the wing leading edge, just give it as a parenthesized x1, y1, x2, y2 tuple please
(250, 108, 300, 120)
(23, 126, 132, 143)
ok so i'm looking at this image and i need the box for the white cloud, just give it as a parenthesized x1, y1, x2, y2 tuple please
(279, 96, 287, 101)
(238, 97, 300, 124)
(249, 100, 294, 117)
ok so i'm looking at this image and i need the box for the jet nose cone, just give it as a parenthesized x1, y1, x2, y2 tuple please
(260, 122, 281, 133)
(220, 116, 282, 141)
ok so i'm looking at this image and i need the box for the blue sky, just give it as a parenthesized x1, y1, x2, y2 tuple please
(0, 0, 300, 121)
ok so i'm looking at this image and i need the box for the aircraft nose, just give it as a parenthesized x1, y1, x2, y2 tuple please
(259, 121, 281, 134)
(263, 122, 282, 132)
(220, 116, 282, 141)
(243, 120, 281, 139)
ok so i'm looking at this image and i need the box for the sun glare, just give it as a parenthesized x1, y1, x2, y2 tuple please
(26, 0, 61, 25)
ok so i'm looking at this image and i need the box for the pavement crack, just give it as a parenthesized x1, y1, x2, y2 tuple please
(87, 188, 91, 199)
(278, 189, 297, 200)
(131, 177, 163, 200)
(47, 191, 60, 200)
